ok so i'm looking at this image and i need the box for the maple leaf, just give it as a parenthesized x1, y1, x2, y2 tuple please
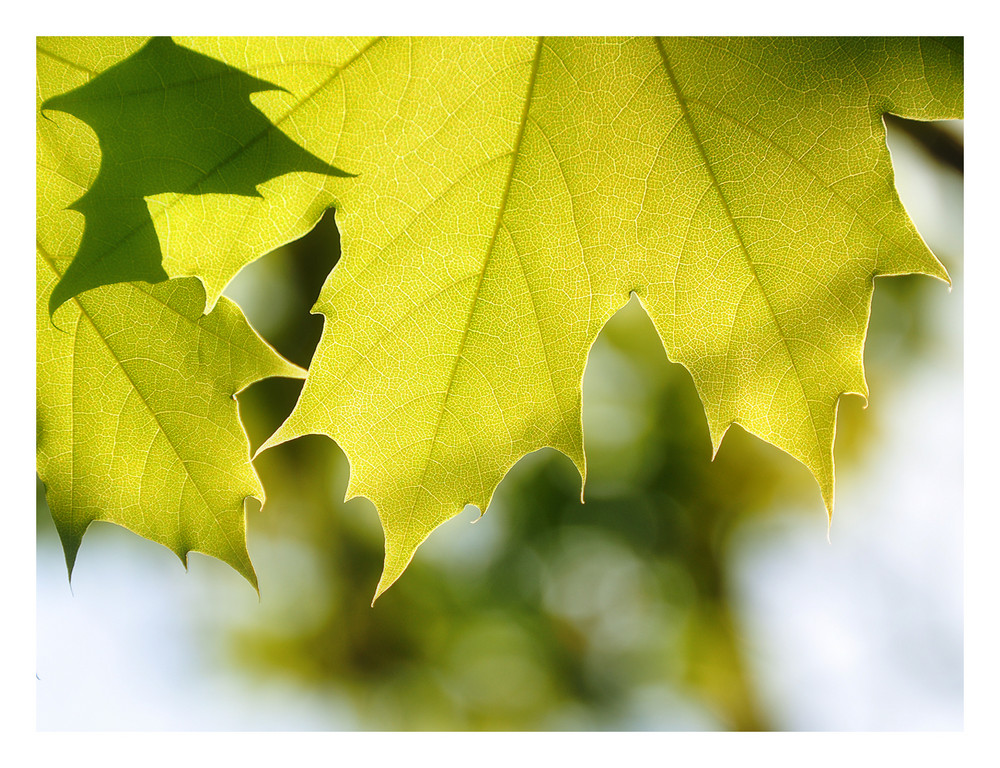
(40, 36, 350, 315)
(37, 38, 304, 585)
(214, 37, 962, 599)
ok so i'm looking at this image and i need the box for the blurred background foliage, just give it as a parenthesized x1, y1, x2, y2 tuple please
(36, 117, 963, 731)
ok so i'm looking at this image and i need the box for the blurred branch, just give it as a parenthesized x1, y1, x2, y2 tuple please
(885, 114, 964, 174)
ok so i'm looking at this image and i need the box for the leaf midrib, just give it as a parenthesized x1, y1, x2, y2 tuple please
(685, 94, 933, 271)
(655, 38, 824, 460)
(382, 36, 546, 590)
(36, 44, 97, 77)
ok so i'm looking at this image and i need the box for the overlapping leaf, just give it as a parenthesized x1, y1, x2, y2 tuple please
(37, 38, 304, 584)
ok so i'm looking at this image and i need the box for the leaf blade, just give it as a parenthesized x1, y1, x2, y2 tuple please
(259, 37, 961, 596)
(36, 37, 305, 586)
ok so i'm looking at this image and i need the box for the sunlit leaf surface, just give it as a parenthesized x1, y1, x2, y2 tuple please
(242, 37, 962, 596)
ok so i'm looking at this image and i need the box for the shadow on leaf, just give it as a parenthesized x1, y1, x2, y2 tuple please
(42, 36, 352, 314)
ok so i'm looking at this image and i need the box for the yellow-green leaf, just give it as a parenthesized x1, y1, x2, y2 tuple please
(37, 37, 304, 585)
(243, 37, 961, 599)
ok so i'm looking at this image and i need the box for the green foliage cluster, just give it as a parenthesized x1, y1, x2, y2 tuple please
(36, 37, 963, 597)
